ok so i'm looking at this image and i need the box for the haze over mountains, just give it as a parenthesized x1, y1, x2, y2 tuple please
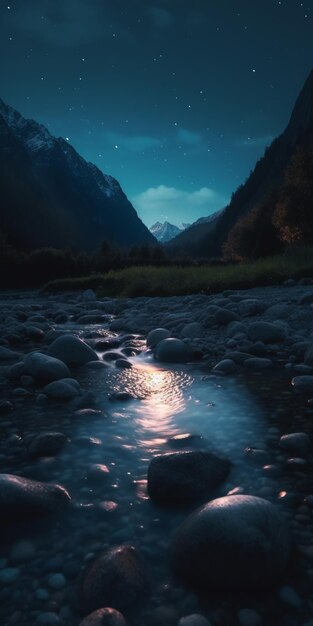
(0, 98, 155, 252)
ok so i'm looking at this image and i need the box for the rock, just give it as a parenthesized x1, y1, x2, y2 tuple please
(43, 380, 79, 401)
(215, 308, 238, 326)
(237, 609, 262, 626)
(78, 608, 127, 626)
(81, 545, 146, 614)
(23, 352, 70, 384)
(86, 464, 110, 484)
(292, 375, 313, 393)
(168, 433, 202, 449)
(0, 400, 13, 415)
(298, 292, 313, 304)
(0, 567, 20, 584)
(28, 432, 68, 458)
(247, 322, 286, 344)
(154, 338, 193, 363)
(148, 451, 231, 504)
(238, 299, 267, 316)
(244, 448, 270, 465)
(226, 321, 246, 337)
(0, 346, 19, 361)
(213, 359, 236, 374)
(0, 474, 71, 522)
(48, 573, 66, 590)
(36, 613, 61, 625)
(178, 615, 211, 626)
(115, 359, 132, 369)
(147, 328, 171, 348)
(48, 334, 98, 366)
(278, 585, 302, 609)
(181, 323, 203, 339)
(244, 357, 273, 370)
(279, 432, 310, 456)
(304, 344, 313, 366)
(150, 605, 179, 624)
(80, 289, 97, 302)
(170, 495, 291, 590)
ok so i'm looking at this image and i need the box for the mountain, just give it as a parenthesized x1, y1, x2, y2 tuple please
(150, 221, 190, 243)
(169, 69, 313, 259)
(0, 98, 155, 252)
(167, 209, 224, 254)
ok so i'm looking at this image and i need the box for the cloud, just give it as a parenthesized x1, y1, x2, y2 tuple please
(240, 134, 275, 148)
(105, 133, 164, 152)
(177, 128, 202, 145)
(132, 185, 228, 226)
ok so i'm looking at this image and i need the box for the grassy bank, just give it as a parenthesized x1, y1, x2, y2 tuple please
(42, 247, 313, 297)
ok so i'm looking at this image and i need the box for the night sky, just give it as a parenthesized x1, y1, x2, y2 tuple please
(1, 1, 313, 227)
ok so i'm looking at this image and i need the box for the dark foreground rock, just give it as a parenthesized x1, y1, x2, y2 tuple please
(147, 451, 231, 504)
(48, 334, 98, 366)
(0, 474, 71, 522)
(170, 495, 291, 590)
(81, 545, 147, 615)
(79, 608, 127, 626)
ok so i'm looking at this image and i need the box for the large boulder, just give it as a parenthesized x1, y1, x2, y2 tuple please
(43, 379, 79, 401)
(148, 451, 231, 504)
(247, 322, 286, 344)
(79, 608, 127, 626)
(48, 334, 98, 366)
(0, 474, 71, 522)
(146, 328, 171, 348)
(154, 338, 193, 363)
(170, 495, 291, 590)
(22, 352, 70, 384)
(27, 432, 69, 459)
(81, 546, 146, 615)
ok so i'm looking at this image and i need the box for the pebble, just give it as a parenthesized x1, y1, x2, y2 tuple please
(48, 573, 66, 590)
(0, 568, 20, 584)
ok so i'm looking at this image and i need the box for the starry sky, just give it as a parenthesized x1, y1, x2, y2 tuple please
(0, 0, 313, 228)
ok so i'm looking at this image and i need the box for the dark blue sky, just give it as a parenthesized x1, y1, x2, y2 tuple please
(1, 0, 313, 226)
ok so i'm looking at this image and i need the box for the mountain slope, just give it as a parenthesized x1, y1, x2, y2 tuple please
(167, 209, 224, 254)
(0, 98, 155, 252)
(150, 221, 190, 243)
(170, 69, 313, 258)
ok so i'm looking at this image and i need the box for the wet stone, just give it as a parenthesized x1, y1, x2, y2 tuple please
(78, 607, 127, 625)
(148, 451, 231, 505)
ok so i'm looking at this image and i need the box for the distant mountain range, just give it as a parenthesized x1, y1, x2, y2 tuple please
(0, 98, 155, 252)
(150, 221, 191, 243)
(169, 69, 313, 258)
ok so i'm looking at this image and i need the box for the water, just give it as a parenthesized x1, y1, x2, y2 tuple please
(1, 320, 313, 625)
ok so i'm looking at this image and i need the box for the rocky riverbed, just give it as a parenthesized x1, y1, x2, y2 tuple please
(1, 281, 313, 626)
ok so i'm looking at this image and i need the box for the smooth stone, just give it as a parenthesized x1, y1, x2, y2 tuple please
(244, 357, 273, 369)
(0, 400, 13, 414)
(0, 474, 71, 522)
(292, 375, 313, 393)
(178, 615, 211, 626)
(28, 432, 68, 458)
(48, 573, 66, 590)
(215, 309, 238, 326)
(237, 609, 262, 626)
(168, 433, 203, 448)
(115, 359, 132, 369)
(48, 334, 98, 366)
(148, 451, 231, 504)
(43, 380, 78, 400)
(244, 448, 270, 465)
(278, 586, 302, 609)
(213, 359, 236, 374)
(0, 346, 20, 361)
(181, 323, 203, 339)
(170, 495, 291, 590)
(80, 289, 97, 302)
(226, 321, 246, 337)
(147, 328, 171, 348)
(238, 299, 267, 316)
(154, 338, 193, 363)
(279, 433, 310, 456)
(81, 545, 146, 614)
(305, 343, 313, 366)
(78, 607, 127, 625)
(0, 567, 20, 584)
(23, 352, 70, 384)
(247, 322, 286, 344)
(86, 464, 110, 484)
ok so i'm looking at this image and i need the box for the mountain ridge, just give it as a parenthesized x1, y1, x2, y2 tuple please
(0, 98, 155, 252)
